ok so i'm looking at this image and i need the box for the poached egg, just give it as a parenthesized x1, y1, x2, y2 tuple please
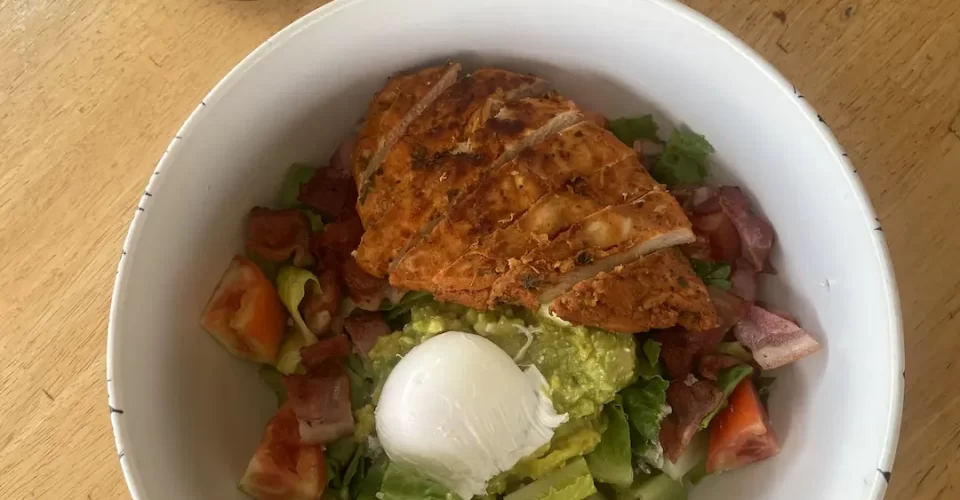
(375, 331, 567, 498)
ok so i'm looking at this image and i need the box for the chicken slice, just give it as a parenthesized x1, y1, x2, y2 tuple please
(389, 121, 636, 291)
(431, 155, 663, 309)
(548, 248, 717, 333)
(352, 63, 461, 187)
(354, 94, 583, 277)
(357, 69, 549, 224)
(490, 190, 694, 309)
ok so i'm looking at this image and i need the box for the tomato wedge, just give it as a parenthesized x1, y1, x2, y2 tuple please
(200, 255, 286, 363)
(239, 406, 326, 500)
(706, 379, 781, 474)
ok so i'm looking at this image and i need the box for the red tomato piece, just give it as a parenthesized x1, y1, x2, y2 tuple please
(200, 255, 286, 363)
(239, 406, 326, 500)
(707, 379, 781, 474)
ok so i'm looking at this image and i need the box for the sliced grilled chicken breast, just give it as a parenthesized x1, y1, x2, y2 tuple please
(489, 190, 693, 309)
(549, 248, 717, 333)
(353, 94, 583, 277)
(357, 69, 548, 225)
(352, 63, 461, 187)
(431, 155, 663, 309)
(389, 121, 636, 291)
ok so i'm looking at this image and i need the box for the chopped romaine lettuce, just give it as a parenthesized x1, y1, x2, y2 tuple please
(355, 455, 388, 500)
(276, 266, 320, 343)
(383, 291, 433, 321)
(257, 364, 286, 406)
(586, 398, 634, 487)
(607, 115, 659, 146)
(700, 364, 754, 428)
(276, 163, 317, 209)
(346, 353, 373, 409)
(620, 376, 670, 463)
(275, 331, 309, 374)
(637, 339, 662, 380)
(689, 259, 732, 291)
(714, 341, 752, 363)
(505, 457, 597, 500)
(650, 130, 714, 187)
(614, 473, 687, 500)
(378, 463, 459, 500)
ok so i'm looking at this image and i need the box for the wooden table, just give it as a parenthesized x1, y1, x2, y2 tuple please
(0, 0, 956, 498)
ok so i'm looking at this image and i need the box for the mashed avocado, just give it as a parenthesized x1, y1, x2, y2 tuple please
(369, 300, 637, 417)
(367, 300, 637, 483)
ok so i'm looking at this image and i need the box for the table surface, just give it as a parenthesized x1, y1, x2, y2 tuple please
(1, 0, 958, 498)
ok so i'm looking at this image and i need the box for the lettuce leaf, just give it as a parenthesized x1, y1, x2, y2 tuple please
(607, 115, 659, 146)
(383, 291, 433, 322)
(378, 463, 458, 500)
(700, 364, 754, 428)
(276, 266, 319, 343)
(504, 457, 597, 500)
(276, 163, 317, 209)
(585, 398, 633, 487)
(355, 455, 388, 500)
(275, 331, 309, 374)
(636, 339, 662, 380)
(689, 259, 732, 291)
(714, 341, 752, 363)
(621, 377, 670, 449)
(650, 130, 714, 187)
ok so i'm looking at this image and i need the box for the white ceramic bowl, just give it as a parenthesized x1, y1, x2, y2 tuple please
(107, 0, 903, 498)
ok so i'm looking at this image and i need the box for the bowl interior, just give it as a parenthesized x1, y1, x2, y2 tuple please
(108, 0, 902, 498)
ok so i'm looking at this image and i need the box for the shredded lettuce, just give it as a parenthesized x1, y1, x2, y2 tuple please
(276, 163, 317, 209)
(377, 463, 459, 500)
(276, 266, 320, 343)
(689, 259, 732, 291)
(607, 115, 659, 146)
(257, 365, 286, 406)
(650, 130, 714, 187)
(504, 457, 597, 500)
(700, 364, 754, 428)
(586, 398, 634, 488)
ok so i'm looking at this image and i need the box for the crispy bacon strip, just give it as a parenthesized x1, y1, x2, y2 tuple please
(344, 312, 391, 357)
(246, 207, 313, 267)
(283, 362, 354, 445)
(733, 305, 820, 369)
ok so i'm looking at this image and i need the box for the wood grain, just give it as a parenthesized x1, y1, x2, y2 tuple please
(0, 0, 956, 498)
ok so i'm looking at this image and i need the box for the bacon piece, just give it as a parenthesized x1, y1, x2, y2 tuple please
(311, 213, 364, 265)
(301, 269, 342, 336)
(660, 379, 723, 462)
(729, 262, 758, 304)
(652, 288, 746, 378)
(342, 256, 399, 311)
(300, 335, 351, 372)
(283, 363, 354, 445)
(246, 207, 313, 267)
(299, 169, 358, 218)
(718, 186, 774, 271)
(733, 305, 820, 370)
(697, 353, 744, 381)
(344, 312, 391, 357)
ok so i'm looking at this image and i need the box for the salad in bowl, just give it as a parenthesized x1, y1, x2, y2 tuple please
(198, 64, 821, 500)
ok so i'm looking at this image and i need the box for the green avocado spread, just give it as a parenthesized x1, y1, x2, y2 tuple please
(367, 300, 638, 485)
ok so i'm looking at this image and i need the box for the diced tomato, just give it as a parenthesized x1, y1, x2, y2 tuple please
(691, 211, 742, 264)
(300, 269, 342, 336)
(707, 379, 781, 474)
(247, 207, 314, 267)
(300, 335, 351, 372)
(239, 406, 326, 500)
(200, 255, 286, 363)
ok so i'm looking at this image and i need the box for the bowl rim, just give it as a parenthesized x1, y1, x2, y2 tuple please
(106, 0, 904, 498)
